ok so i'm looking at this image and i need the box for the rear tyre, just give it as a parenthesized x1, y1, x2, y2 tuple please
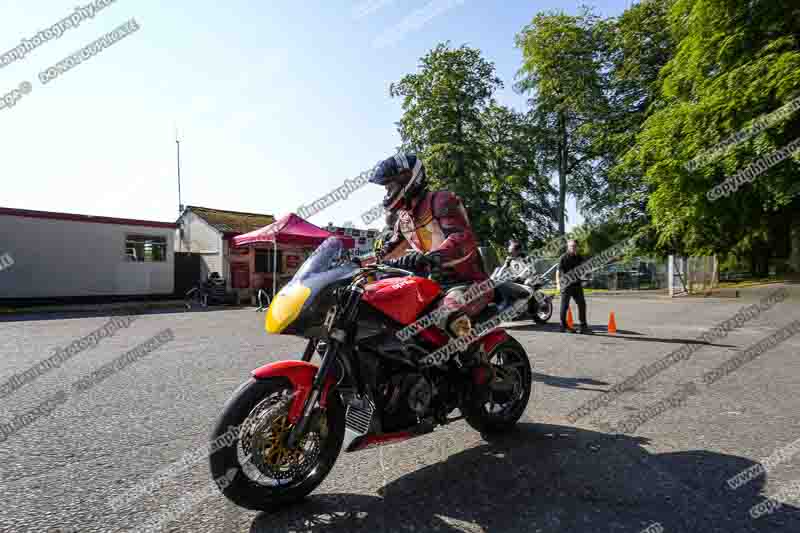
(208, 377, 345, 511)
(464, 336, 532, 435)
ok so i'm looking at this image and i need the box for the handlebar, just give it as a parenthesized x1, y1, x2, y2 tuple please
(353, 263, 424, 282)
(374, 265, 416, 276)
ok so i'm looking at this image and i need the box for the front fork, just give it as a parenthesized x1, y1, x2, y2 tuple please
(301, 338, 318, 362)
(286, 338, 339, 448)
(286, 285, 363, 448)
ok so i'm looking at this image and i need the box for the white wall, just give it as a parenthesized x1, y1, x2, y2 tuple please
(176, 211, 223, 283)
(0, 215, 174, 298)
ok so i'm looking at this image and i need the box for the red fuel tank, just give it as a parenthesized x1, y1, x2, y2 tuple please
(362, 276, 442, 325)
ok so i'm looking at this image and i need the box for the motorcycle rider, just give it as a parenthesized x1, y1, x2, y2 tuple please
(505, 239, 529, 278)
(508, 240, 525, 259)
(370, 153, 493, 336)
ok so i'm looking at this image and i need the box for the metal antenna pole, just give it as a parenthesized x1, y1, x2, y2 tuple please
(176, 127, 183, 215)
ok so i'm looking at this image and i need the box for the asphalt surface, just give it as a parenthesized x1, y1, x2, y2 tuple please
(1, 284, 800, 533)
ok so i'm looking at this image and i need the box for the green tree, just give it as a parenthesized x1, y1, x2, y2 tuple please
(478, 103, 557, 253)
(515, 7, 608, 235)
(586, 0, 676, 234)
(390, 42, 557, 249)
(624, 0, 800, 275)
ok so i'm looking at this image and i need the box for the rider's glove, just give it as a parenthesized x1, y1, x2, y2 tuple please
(424, 252, 443, 281)
(384, 252, 443, 278)
(385, 252, 425, 272)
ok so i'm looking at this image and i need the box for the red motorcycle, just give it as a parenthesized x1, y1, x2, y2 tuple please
(209, 237, 533, 510)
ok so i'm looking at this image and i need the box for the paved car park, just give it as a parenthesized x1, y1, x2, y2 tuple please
(1, 285, 799, 532)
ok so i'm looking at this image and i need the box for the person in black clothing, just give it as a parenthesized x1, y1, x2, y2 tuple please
(559, 239, 591, 334)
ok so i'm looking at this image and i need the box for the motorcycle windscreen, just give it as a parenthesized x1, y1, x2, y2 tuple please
(265, 237, 355, 334)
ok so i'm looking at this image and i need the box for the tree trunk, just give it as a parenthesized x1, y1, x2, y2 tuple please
(752, 247, 769, 278)
(557, 111, 567, 236)
(455, 98, 466, 185)
(760, 253, 770, 279)
(789, 215, 800, 273)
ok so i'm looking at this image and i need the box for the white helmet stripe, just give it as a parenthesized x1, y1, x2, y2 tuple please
(411, 158, 423, 182)
(395, 153, 409, 170)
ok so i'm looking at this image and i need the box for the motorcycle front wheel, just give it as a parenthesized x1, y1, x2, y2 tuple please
(529, 293, 553, 324)
(208, 377, 345, 511)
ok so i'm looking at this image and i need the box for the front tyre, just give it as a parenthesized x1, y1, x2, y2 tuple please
(208, 377, 345, 511)
(464, 336, 532, 435)
(530, 294, 553, 324)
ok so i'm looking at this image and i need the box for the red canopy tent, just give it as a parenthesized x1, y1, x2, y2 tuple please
(232, 213, 355, 296)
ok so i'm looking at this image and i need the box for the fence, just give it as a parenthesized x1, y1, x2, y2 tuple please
(669, 255, 719, 297)
(586, 258, 669, 290)
(507, 255, 669, 292)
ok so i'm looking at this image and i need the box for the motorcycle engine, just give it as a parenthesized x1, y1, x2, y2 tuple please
(407, 375, 434, 416)
(380, 371, 436, 432)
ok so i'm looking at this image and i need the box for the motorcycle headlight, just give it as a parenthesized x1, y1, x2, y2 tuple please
(265, 282, 311, 334)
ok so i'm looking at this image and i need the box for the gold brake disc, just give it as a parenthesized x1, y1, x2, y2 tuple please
(246, 407, 328, 481)
(258, 415, 304, 466)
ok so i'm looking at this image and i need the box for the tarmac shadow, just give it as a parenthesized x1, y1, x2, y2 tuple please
(533, 372, 610, 392)
(249, 423, 800, 533)
(506, 323, 737, 348)
(506, 322, 643, 335)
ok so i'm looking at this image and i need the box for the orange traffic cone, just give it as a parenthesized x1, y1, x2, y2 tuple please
(566, 307, 575, 329)
(608, 311, 617, 335)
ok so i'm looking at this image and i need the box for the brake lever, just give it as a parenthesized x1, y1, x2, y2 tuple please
(376, 265, 415, 276)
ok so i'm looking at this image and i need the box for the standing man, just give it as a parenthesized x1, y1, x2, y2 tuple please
(559, 239, 591, 334)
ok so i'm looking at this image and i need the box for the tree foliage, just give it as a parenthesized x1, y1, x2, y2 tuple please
(390, 43, 557, 251)
(389, 1, 800, 273)
(624, 0, 800, 273)
(515, 7, 607, 235)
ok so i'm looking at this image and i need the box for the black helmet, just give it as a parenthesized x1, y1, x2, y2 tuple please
(369, 153, 428, 212)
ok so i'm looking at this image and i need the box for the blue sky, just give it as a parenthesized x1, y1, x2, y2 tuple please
(1, 0, 633, 232)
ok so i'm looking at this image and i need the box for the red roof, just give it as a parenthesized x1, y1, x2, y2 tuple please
(232, 213, 355, 248)
(0, 206, 177, 229)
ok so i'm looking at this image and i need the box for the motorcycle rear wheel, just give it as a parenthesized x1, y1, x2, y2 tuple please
(464, 336, 532, 435)
(208, 377, 345, 511)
